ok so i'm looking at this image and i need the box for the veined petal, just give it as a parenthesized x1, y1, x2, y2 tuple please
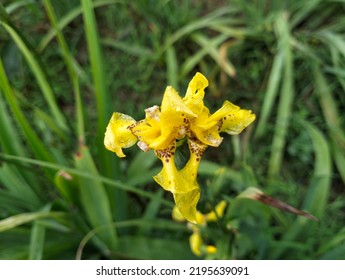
(173, 189, 200, 224)
(215, 101, 256, 135)
(153, 141, 179, 192)
(172, 138, 208, 223)
(192, 124, 223, 147)
(161, 86, 197, 118)
(183, 72, 209, 115)
(154, 139, 206, 223)
(180, 138, 208, 181)
(131, 119, 161, 148)
(104, 112, 137, 157)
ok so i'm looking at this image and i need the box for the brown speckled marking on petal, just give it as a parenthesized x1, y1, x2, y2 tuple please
(154, 142, 176, 163)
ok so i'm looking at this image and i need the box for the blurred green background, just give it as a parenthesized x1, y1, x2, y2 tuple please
(0, 0, 344, 259)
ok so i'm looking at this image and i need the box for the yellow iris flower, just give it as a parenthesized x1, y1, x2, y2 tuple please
(104, 72, 255, 223)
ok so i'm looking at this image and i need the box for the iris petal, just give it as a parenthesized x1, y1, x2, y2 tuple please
(104, 112, 137, 157)
(215, 101, 256, 135)
(183, 72, 209, 115)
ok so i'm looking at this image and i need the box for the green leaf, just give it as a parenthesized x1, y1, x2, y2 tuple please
(0, 6, 68, 131)
(74, 145, 118, 251)
(0, 212, 65, 233)
(302, 121, 331, 218)
(29, 221, 46, 260)
(0, 58, 55, 169)
(268, 13, 294, 177)
(254, 51, 283, 138)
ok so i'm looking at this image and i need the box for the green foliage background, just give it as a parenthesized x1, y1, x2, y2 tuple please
(0, 0, 344, 259)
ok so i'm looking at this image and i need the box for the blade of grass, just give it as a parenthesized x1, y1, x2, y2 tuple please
(329, 46, 345, 92)
(268, 12, 294, 177)
(0, 5, 68, 132)
(0, 58, 55, 167)
(38, 0, 125, 52)
(29, 219, 47, 260)
(43, 0, 85, 143)
(161, 7, 237, 55)
(5, 0, 34, 14)
(318, 30, 345, 59)
(290, 0, 322, 29)
(180, 33, 230, 78)
(0, 90, 27, 156)
(254, 51, 283, 138)
(137, 189, 165, 235)
(81, 0, 124, 220)
(316, 227, 345, 257)
(0, 164, 41, 210)
(301, 121, 331, 218)
(312, 63, 345, 184)
(191, 33, 236, 77)
(166, 46, 178, 87)
(0, 152, 174, 207)
(270, 120, 331, 258)
(0, 212, 65, 233)
(312, 61, 345, 145)
(101, 38, 153, 58)
(81, 0, 117, 173)
(74, 145, 117, 251)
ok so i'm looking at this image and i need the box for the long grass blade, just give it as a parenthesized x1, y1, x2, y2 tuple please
(0, 212, 65, 233)
(166, 46, 178, 87)
(162, 7, 236, 55)
(28, 221, 46, 260)
(180, 33, 229, 78)
(81, 0, 118, 175)
(268, 13, 294, 177)
(301, 121, 331, 218)
(38, 0, 125, 52)
(0, 152, 173, 206)
(270, 120, 331, 258)
(254, 51, 283, 138)
(0, 5, 67, 131)
(312, 63, 345, 184)
(191, 33, 236, 77)
(0, 164, 41, 210)
(0, 58, 54, 166)
(0, 91, 26, 157)
(74, 145, 118, 250)
(43, 0, 85, 143)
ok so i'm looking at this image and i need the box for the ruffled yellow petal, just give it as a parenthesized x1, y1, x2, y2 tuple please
(153, 138, 207, 223)
(150, 86, 196, 149)
(161, 86, 197, 118)
(188, 105, 223, 147)
(173, 138, 207, 223)
(130, 106, 161, 149)
(153, 141, 179, 192)
(173, 189, 200, 224)
(154, 160, 199, 223)
(215, 101, 256, 135)
(183, 72, 209, 115)
(104, 112, 137, 157)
